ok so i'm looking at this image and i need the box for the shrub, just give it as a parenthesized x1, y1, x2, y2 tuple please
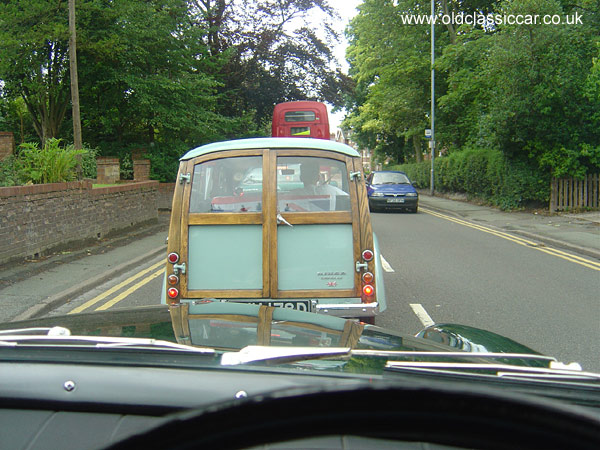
(0, 155, 23, 187)
(16, 139, 87, 184)
(80, 146, 99, 179)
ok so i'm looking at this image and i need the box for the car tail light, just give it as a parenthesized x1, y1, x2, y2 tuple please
(362, 272, 374, 283)
(361, 282, 375, 303)
(167, 252, 179, 264)
(167, 287, 179, 300)
(362, 249, 374, 261)
(167, 274, 179, 285)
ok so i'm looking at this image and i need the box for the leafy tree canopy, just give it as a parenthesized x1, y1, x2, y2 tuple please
(0, 0, 349, 181)
(344, 0, 600, 177)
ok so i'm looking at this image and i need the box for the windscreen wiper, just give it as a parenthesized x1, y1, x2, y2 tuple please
(221, 347, 555, 367)
(0, 334, 214, 354)
(221, 345, 351, 365)
(383, 352, 599, 384)
(0, 326, 71, 336)
(220, 347, 598, 382)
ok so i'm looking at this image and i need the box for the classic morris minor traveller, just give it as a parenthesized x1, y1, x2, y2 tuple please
(162, 137, 386, 321)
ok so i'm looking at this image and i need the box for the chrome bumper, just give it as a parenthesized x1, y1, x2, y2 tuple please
(315, 302, 379, 318)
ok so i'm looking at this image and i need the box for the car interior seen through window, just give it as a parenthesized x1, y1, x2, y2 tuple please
(277, 157, 350, 212)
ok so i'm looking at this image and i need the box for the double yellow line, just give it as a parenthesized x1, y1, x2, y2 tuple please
(68, 261, 165, 314)
(421, 208, 600, 271)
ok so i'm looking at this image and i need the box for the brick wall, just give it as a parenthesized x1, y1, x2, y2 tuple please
(0, 181, 159, 265)
(0, 132, 15, 160)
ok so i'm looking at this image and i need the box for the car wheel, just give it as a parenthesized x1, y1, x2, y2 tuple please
(410, 205, 418, 213)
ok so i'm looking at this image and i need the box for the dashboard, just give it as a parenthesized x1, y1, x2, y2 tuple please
(2, 358, 600, 450)
(0, 361, 365, 450)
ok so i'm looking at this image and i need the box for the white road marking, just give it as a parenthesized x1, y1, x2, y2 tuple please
(410, 303, 435, 327)
(380, 255, 395, 272)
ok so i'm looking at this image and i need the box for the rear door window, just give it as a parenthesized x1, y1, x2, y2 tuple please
(189, 156, 263, 213)
(276, 156, 351, 212)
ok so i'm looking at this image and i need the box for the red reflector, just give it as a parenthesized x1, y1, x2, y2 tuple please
(362, 249, 374, 261)
(167, 274, 179, 285)
(362, 272, 374, 283)
(363, 284, 374, 296)
(167, 288, 179, 299)
(167, 252, 179, 264)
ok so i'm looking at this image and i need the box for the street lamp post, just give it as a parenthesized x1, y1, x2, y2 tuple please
(430, 0, 435, 196)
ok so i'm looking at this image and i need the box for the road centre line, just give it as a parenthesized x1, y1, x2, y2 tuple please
(410, 303, 435, 327)
(68, 260, 165, 314)
(95, 268, 164, 311)
(421, 208, 600, 271)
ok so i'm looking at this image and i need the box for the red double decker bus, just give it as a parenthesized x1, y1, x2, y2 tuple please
(271, 101, 330, 140)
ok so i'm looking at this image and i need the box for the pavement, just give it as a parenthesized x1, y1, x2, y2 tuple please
(0, 198, 598, 322)
(0, 212, 170, 322)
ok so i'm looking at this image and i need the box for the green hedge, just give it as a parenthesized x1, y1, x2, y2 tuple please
(388, 148, 549, 210)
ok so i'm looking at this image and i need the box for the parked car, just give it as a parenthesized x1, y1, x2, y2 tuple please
(366, 170, 419, 213)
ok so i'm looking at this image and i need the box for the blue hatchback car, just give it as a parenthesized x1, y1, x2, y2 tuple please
(366, 171, 418, 213)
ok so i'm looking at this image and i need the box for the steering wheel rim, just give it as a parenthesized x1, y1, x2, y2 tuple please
(104, 382, 600, 450)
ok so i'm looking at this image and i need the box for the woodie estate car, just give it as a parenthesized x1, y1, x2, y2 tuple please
(162, 137, 386, 321)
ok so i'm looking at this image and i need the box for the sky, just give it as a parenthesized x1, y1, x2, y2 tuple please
(328, 0, 362, 70)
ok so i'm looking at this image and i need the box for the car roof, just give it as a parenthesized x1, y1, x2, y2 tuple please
(180, 137, 360, 161)
(372, 170, 408, 174)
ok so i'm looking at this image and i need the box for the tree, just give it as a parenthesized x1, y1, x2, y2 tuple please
(0, 0, 71, 143)
(77, 0, 228, 146)
(437, 0, 600, 176)
(344, 0, 448, 163)
(190, 0, 347, 127)
(341, 0, 600, 180)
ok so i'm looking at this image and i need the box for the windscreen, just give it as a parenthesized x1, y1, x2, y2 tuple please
(371, 172, 410, 185)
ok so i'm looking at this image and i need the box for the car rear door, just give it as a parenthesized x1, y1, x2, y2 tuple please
(270, 150, 363, 300)
(176, 150, 268, 300)
(171, 147, 370, 306)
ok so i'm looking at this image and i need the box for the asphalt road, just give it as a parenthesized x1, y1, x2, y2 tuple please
(47, 205, 600, 372)
(371, 208, 600, 373)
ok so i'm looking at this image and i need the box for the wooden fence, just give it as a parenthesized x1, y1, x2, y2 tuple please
(550, 174, 600, 212)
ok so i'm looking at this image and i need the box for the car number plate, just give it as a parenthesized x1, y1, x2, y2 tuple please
(232, 300, 312, 312)
(387, 198, 404, 203)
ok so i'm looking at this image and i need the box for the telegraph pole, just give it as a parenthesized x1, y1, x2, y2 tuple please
(68, 0, 82, 151)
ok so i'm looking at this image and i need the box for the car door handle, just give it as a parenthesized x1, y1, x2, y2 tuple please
(276, 214, 293, 228)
